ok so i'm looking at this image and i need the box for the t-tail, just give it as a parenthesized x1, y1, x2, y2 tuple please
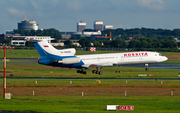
(28, 39, 81, 65)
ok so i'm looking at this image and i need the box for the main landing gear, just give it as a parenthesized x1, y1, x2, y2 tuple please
(145, 64, 149, 71)
(77, 69, 87, 74)
(92, 67, 103, 75)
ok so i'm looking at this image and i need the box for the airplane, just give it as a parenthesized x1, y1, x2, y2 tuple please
(29, 39, 168, 75)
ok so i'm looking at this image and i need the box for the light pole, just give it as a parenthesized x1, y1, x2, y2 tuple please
(3, 45, 6, 98)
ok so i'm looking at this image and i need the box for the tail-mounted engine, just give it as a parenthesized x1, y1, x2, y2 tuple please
(58, 57, 80, 64)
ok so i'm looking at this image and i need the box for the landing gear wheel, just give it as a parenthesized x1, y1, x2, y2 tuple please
(145, 68, 149, 71)
(77, 69, 87, 74)
(92, 70, 96, 74)
(83, 71, 87, 74)
(98, 71, 102, 75)
(92, 67, 103, 75)
(77, 70, 80, 73)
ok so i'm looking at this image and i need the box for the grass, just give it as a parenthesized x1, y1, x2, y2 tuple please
(0, 49, 40, 58)
(0, 95, 180, 113)
(1, 79, 180, 84)
(0, 49, 180, 112)
(1, 62, 180, 78)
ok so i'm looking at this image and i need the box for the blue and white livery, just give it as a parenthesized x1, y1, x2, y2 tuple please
(29, 39, 168, 75)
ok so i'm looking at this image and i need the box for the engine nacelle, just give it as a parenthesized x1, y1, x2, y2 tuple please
(58, 57, 80, 64)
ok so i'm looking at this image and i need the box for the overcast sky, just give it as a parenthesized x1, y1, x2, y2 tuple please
(1, 0, 180, 33)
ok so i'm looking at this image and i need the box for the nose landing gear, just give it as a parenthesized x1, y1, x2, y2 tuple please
(145, 64, 149, 71)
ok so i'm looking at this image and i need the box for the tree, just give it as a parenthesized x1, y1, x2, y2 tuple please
(128, 40, 138, 48)
(79, 38, 91, 47)
(94, 41, 101, 47)
(3, 39, 11, 46)
(111, 39, 127, 48)
(163, 40, 177, 48)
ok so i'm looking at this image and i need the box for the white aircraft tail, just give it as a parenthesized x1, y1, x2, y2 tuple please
(29, 39, 76, 59)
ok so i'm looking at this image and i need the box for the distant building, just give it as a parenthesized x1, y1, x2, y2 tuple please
(0, 34, 5, 43)
(60, 32, 74, 39)
(94, 21, 103, 31)
(104, 25, 113, 30)
(6, 30, 13, 35)
(77, 21, 86, 32)
(18, 17, 39, 30)
(72, 31, 101, 37)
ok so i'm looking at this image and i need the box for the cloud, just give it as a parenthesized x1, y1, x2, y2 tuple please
(137, 0, 165, 11)
(66, 0, 82, 11)
(6, 7, 26, 17)
(31, 1, 38, 9)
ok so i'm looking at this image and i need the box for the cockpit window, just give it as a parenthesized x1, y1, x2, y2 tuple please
(159, 54, 164, 56)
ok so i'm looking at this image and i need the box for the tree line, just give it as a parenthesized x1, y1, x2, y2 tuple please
(4, 28, 180, 51)
(102, 28, 180, 40)
(77, 37, 178, 49)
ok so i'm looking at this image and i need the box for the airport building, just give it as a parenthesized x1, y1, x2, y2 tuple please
(18, 17, 39, 30)
(77, 21, 86, 32)
(72, 31, 101, 37)
(94, 21, 103, 31)
(6, 36, 51, 46)
(104, 25, 113, 30)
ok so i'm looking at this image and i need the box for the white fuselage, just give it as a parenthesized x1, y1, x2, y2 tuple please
(77, 51, 168, 66)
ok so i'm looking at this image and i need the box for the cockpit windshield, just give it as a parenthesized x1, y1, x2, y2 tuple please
(159, 54, 164, 56)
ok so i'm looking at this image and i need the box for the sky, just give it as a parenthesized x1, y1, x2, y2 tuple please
(1, 0, 180, 33)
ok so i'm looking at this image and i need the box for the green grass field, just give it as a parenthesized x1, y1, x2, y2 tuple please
(0, 49, 180, 112)
(0, 95, 180, 113)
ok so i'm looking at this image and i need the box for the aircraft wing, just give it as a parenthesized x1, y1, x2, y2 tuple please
(81, 62, 117, 68)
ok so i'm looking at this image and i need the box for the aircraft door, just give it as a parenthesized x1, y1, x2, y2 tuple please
(121, 55, 124, 61)
(139, 52, 142, 60)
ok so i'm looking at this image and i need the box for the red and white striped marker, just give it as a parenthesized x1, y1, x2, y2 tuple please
(90, 47, 96, 52)
(4, 45, 6, 98)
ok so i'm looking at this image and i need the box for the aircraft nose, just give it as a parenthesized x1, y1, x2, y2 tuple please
(164, 56, 168, 61)
(165, 56, 168, 61)
(163, 56, 168, 62)
(158, 56, 168, 62)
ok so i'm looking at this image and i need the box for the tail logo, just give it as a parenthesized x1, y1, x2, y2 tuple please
(44, 45, 49, 48)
